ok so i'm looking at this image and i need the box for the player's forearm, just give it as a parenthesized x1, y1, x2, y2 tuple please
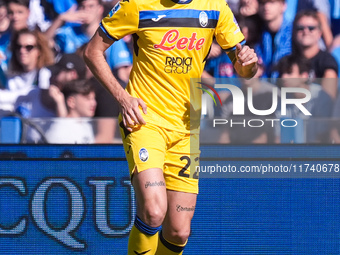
(227, 44, 258, 79)
(234, 62, 258, 79)
(84, 46, 128, 104)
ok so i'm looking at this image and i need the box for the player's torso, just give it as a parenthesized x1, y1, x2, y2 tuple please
(133, 0, 219, 81)
(128, 0, 224, 131)
(102, 0, 242, 132)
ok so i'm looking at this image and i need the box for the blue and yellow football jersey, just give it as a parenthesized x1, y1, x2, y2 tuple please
(101, 0, 244, 133)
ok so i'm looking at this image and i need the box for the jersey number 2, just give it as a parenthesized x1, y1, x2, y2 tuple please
(179, 156, 199, 179)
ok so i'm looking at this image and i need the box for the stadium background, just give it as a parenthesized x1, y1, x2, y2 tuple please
(0, 144, 339, 254)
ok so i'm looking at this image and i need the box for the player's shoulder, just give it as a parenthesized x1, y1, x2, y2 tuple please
(121, 0, 139, 8)
(136, 0, 166, 11)
(208, 0, 229, 9)
(111, 0, 139, 13)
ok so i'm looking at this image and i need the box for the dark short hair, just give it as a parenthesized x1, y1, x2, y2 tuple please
(6, 0, 30, 8)
(49, 53, 86, 80)
(293, 9, 321, 29)
(62, 79, 95, 100)
(275, 55, 311, 77)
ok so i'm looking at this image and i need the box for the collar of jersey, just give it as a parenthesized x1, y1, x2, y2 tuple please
(171, 0, 193, 4)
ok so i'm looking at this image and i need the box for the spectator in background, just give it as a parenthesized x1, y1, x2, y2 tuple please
(77, 43, 131, 143)
(329, 0, 340, 37)
(49, 53, 86, 88)
(1, 0, 50, 72)
(201, 40, 237, 119)
(0, 0, 10, 73)
(257, 0, 292, 78)
(0, 1, 9, 34)
(239, 0, 259, 17)
(13, 53, 86, 120)
(330, 94, 340, 143)
(331, 47, 340, 80)
(0, 65, 6, 88)
(101, 0, 120, 16)
(331, 30, 340, 75)
(27, 0, 51, 32)
(41, 0, 77, 17)
(227, 0, 241, 14)
(7, 0, 30, 32)
(0, 29, 54, 112)
(276, 55, 333, 143)
(203, 15, 262, 82)
(201, 14, 263, 119)
(237, 14, 263, 49)
(203, 41, 237, 81)
(105, 39, 132, 87)
(0, 0, 31, 72)
(216, 62, 276, 144)
(310, 0, 333, 50)
(284, 0, 333, 49)
(45, 79, 97, 143)
(45, 0, 104, 54)
(292, 10, 338, 100)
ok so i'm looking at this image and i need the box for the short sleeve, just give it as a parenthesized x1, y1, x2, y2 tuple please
(214, 3, 245, 52)
(100, 0, 139, 41)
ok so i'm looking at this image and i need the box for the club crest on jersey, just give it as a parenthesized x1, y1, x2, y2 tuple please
(139, 148, 149, 162)
(199, 11, 208, 27)
(109, 2, 121, 17)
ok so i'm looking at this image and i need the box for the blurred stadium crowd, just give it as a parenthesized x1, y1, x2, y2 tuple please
(0, 0, 339, 144)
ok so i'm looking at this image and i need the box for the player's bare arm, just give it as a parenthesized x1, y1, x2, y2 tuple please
(83, 28, 147, 131)
(228, 43, 258, 79)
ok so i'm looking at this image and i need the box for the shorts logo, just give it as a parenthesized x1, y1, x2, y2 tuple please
(139, 148, 149, 162)
(109, 2, 121, 17)
(199, 11, 208, 27)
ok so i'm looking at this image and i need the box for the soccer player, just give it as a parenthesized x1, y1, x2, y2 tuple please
(84, 0, 258, 254)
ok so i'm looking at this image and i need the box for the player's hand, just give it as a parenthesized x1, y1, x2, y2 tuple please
(120, 95, 147, 131)
(235, 43, 258, 67)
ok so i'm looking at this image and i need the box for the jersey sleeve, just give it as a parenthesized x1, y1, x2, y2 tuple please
(100, 0, 139, 41)
(215, 3, 245, 52)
